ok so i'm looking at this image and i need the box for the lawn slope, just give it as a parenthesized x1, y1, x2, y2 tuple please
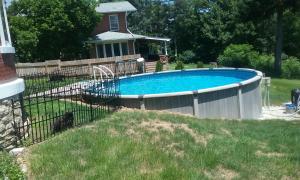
(27, 110, 300, 179)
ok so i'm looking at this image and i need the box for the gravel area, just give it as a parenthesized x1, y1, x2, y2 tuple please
(260, 106, 300, 121)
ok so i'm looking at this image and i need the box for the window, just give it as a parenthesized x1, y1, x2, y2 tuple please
(96, 44, 104, 58)
(105, 44, 112, 57)
(113, 43, 120, 56)
(121, 42, 129, 55)
(109, 15, 119, 32)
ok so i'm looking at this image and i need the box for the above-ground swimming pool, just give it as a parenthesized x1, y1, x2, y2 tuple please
(117, 68, 263, 119)
(119, 69, 257, 96)
(90, 68, 263, 119)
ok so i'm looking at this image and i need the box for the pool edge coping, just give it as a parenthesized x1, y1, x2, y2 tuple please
(119, 68, 263, 99)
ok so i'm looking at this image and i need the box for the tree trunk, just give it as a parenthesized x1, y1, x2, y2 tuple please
(274, 5, 283, 76)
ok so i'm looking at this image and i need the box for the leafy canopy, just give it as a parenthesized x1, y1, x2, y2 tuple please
(8, 0, 100, 62)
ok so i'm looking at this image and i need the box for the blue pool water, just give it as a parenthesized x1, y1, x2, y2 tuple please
(119, 69, 256, 95)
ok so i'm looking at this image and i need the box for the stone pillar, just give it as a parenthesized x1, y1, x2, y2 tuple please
(0, 0, 25, 150)
(0, 97, 22, 150)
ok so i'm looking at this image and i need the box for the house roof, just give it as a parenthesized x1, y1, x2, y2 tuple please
(96, 1, 137, 13)
(90, 32, 171, 43)
(93, 32, 145, 42)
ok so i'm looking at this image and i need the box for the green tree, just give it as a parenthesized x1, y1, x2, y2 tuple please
(8, 0, 100, 62)
(283, 10, 300, 58)
(241, 0, 300, 76)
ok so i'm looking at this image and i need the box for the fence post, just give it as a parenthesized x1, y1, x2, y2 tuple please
(193, 92, 199, 117)
(89, 92, 94, 121)
(88, 62, 92, 76)
(237, 84, 244, 119)
(58, 60, 61, 71)
(45, 63, 48, 74)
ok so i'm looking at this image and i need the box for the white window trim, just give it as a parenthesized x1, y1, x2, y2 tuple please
(109, 15, 119, 32)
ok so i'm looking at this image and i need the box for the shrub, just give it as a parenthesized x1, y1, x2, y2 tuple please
(178, 50, 196, 63)
(0, 151, 24, 179)
(197, 61, 204, 68)
(282, 57, 300, 79)
(250, 54, 274, 76)
(175, 60, 184, 70)
(155, 61, 164, 72)
(218, 44, 259, 68)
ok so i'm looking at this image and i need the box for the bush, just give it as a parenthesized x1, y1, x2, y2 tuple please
(0, 151, 24, 179)
(155, 61, 164, 72)
(282, 57, 300, 79)
(197, 61, 204, 68)
(175, 60, 184, 70)
(250, 54, 274, 76)
(178, 50, 196, 63)
(218, 44, 259, 68)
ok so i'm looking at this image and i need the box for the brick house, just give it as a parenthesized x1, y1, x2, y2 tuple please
(88, 1, 170, 61)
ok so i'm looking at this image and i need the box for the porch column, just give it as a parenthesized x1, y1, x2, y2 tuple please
(119, 43, 123, 56)
(133, 41, 136, 54)
(95, 44, 99, 58)
(164, 41, 168, 56)
(103, 44, 107, 58)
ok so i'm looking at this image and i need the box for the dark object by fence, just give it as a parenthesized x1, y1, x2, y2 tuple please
(291, 89, 300, 107)
(52, 112, 74, 133)
(49, 74, 65, 82)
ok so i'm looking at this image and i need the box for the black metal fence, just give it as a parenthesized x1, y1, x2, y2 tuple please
(12, 66, 120, 146)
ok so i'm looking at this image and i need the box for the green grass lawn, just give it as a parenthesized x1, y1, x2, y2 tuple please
(168, 62, 197, 70)
(168, 62, 213, 70)
(270, 78, 300, 105)
(0, 151, 24, 179)
(24, 76, 83, 95)
(26, 110, 300, 179)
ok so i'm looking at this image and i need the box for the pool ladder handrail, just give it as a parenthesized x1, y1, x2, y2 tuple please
(93, 65, 115, 90)
(93, 65, 115, 81)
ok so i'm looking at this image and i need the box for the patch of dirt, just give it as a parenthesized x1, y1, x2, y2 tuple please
(119, 108, 194, 118)
(79, 159, 87, 167)
(85, 125, 96, 129)
(118, 107, 140, 113)
(255, 150, 286, 158)
(139, 120, 213, 146)
(139, 163, 163, 175)
(204, 166, 239, 180)
(150, 135, 161, 144)
(165, 143, 184, 157)
(178, 123, 213, 146)
(220, 128, 232, 137)
(281, 175, 295, 180)
(257, 141, 268, 150)
(108, 128, 119, 136)
(140, 120, 176, 133)
(125, 128, 140, 137)
(84, 124, 97, 132)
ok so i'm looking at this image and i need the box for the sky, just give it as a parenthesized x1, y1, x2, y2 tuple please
(5, 0, 11, 7)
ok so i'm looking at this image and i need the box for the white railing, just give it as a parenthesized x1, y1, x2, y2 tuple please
(92, 65, 115, 90)
(93, 65, 114, 81)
